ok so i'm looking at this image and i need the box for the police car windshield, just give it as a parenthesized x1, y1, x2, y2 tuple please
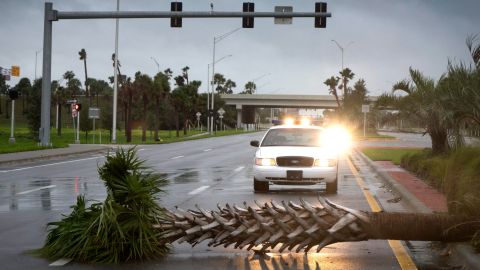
(261, 128, 322, 147)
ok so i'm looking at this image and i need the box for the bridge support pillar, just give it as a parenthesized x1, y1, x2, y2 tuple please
(236, 104, 243, 129)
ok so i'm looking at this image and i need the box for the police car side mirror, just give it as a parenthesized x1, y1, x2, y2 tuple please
(250, 140, 259, 147)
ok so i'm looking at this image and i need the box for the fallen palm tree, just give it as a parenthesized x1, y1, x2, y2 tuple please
(158, 197, 480, 253)
(37, 148, 480, 263)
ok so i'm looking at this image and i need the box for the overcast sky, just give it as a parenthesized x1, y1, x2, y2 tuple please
(1, 0, 479, 96)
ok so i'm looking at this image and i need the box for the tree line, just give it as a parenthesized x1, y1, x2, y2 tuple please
(0, 49, 261, 143)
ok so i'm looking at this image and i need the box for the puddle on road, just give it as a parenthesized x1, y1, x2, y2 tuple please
(407, 241, 461, 270)
(0, 176, 105, 212)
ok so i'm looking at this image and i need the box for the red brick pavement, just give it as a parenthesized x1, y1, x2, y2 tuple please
(375, 161, 448, 213)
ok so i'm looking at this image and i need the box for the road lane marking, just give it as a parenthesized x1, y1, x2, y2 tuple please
(188, 185, 210, 195)
(49, 258, 72, 266)
(17, 185, 56, 195)
(0, 156, 102, 174)
(203, 148, 212, 152)
(347, 157, 418, 270)
(234, 166, 245, 172)
(170, 155, 184, 160)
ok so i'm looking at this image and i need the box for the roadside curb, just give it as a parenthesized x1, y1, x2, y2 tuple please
(353, 148, 480, 270)
(353, 148, 431, 214)
(0, 145, 114, 165)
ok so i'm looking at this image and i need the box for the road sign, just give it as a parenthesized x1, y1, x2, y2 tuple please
(88, 107, 100, 119)
(361, 105, 370, 113)
(1, 67, 11, 80)
(274, 6, 293, 24)
(217, 107, 226, 116)
(196, 112, 201, 119)
(11, 66, 20, 77)
(66, 99, 78, 104)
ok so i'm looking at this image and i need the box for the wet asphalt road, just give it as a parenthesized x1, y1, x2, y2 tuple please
(0, 132, 458, 269)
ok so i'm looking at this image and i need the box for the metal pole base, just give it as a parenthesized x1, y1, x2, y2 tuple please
(75, 140, 80, 144)
(9, 137, 15, 144)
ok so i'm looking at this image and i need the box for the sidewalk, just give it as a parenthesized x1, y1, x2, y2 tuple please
(0, 144, 113, 165)
(355, 149, 480, 269)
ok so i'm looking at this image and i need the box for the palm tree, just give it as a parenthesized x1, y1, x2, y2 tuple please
(133, 72, 153, 142)
(153, 72, 171, 141)
(224, 79, 236, 94)
(182, 66, 190, 85)
(243, 81, 256, 94)
(339, 68, 355, 101)
(392, 68, 451, 154)
(78, 49, 90, 105)
(324, 76, 341, 108)
(213, 73, 226, 94)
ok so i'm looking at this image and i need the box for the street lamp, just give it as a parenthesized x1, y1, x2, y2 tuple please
(207, 54, 232, 132)
(35, 49, 42, 80)
(210, 27, 241, 133)
(112, 0, 120, 144)
(150, 57, 160, 73)
(252, 72, 272, 83)
(331, 40, 354, 70)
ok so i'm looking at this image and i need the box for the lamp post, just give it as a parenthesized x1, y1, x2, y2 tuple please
(207, 54, 233, 133)
(331, 40, 354, 71)
(150, 57, 160, 73)
(211, 27, 241, 133)
(112, 0, 120, 144)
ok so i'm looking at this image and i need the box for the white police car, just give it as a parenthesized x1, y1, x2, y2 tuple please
(250, 123, 349, 193)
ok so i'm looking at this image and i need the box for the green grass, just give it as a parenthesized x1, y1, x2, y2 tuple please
(0, 126, 254, 154)
(361, 147, 423, 165)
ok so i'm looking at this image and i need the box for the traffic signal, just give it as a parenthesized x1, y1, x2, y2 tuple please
(242, 2, 254, 28)
(8, 89, 19, 100)
(315, 2, 327, 28)
(74, 103, 82, 111)
(171, 2, 182, 28)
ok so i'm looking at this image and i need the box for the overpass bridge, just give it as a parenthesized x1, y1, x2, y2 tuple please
(220, 94, 377, 126)
(220, 94, 339, 126)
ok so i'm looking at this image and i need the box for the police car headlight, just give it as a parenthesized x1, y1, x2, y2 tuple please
(255, 158, 276, 166)
(314, 158, 337, 167)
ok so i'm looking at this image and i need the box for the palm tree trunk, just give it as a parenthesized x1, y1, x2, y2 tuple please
(154, 97, 160, 141)
(142, 96, 147, 142)
(175, 114, 180, 138)
(57, 103, 62, 136)
(183, 117, 188, 136)
(126, 91, 133, 143)
(83, 59, 90, 106)
(430, 129, 449, 154)
(158, 198, 480, 252)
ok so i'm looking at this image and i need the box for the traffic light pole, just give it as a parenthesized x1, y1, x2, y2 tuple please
(9, 100, 15, 144)
(39, 2, 331, 146)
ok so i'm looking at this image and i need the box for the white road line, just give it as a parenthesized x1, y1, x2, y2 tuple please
(0, 156, 102, 173)
(203, 148, 212, 152)
(188, 185, 210, 195)
(234, 166, 245, 172)
(170, 155, 184, 160)
(49, 258, 72, 266)
(17, 185, 56, 195)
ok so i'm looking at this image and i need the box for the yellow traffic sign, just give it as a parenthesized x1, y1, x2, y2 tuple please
(11, 66, 20, 77)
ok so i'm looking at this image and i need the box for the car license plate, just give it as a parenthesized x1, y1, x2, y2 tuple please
(287, 170, 303, 180)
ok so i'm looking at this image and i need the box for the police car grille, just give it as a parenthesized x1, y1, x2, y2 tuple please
(276, 156, 314, 167)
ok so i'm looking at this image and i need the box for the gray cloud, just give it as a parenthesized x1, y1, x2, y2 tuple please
(0, 0, 479, 96)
